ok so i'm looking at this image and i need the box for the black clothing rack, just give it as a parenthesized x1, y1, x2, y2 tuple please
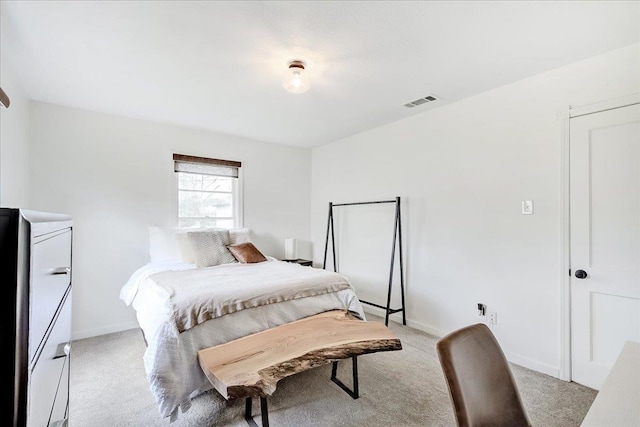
(323, 196, 406, 326)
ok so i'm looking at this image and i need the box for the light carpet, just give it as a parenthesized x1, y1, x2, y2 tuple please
(69, 315, 597, 426)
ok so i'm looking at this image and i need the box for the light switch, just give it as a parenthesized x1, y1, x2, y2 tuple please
(521, 200, 534, 215)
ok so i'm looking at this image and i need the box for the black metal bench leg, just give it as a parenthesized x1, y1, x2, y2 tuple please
(330, 356, 359, 399)
(260, 397, 269, 427)
(244, 397, 269, 427)
(245, 398, 256, 427)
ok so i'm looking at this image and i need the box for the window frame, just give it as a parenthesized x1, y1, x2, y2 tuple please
(173, 153, 243, 229)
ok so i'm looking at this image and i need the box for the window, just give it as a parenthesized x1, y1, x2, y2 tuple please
(173, 154, 242, 229)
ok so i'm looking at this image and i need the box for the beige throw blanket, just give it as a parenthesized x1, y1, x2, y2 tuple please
(149, 260, 353, 333)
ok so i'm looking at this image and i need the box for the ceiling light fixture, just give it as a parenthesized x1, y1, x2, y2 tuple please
(282, 60, 310, 94)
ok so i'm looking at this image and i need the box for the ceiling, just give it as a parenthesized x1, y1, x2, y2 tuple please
(2, 1, 639, 148)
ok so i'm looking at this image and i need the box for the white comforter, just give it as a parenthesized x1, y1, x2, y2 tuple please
(120, 258, 365, 421)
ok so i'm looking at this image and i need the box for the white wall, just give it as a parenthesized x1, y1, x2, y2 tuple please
(0, 2, 30, 208)
(311, 43, 640, 377)
(29, 102, 311, 339)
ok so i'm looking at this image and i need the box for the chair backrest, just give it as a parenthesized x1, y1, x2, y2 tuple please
(436, 323, 532, 427)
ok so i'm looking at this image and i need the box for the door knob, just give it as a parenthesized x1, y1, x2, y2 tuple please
(575, 270, 588, 279)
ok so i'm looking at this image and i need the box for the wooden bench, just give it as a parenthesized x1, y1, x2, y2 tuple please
(197, 310, 402, 426)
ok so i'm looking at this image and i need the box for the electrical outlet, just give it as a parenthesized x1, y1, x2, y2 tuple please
(488, 311, 498, 326)
(477, 303, 486, 317)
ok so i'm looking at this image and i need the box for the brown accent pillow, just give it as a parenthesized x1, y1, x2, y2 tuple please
(227, 242, 267, 264)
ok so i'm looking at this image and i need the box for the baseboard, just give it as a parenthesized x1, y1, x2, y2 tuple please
(72, 320, 139, 341)
(362, 305, 561, 379)
(362, 305, 447, 338)
(506, 351, 561, 379)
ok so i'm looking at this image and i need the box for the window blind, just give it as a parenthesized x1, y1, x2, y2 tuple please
(173, 154, 241, 178)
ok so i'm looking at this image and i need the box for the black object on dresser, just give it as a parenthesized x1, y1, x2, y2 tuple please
(1, 209, 73, 427)
(282, 258, 312, 267)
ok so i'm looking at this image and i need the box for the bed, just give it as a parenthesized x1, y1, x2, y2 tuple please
(119, 226, 365, 422)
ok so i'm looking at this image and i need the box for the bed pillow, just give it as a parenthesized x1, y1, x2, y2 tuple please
(227, 242, 267, 264)
(187, 229, 237, 268)
(176, 227, 251, 263)
(176, 232, 197, 264)
(229, 228, 252, 245)
(149, 225, 213, 264)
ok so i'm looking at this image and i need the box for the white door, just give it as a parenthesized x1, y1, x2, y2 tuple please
(570, 103, 640, 390)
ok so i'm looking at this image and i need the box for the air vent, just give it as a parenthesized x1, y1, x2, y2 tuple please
(404, 94, 438, 109)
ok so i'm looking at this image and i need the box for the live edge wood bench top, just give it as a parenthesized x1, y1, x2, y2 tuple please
(197, 310, 402, 400)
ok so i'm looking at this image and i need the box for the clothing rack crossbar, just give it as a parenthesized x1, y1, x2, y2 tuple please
(332, 200, 396, 207)
(323, 197, 406, 326)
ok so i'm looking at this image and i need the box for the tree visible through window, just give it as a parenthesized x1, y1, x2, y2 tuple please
(173, 154, 242, 228)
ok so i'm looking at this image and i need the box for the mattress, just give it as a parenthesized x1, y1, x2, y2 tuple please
(120, 257, 365, 421)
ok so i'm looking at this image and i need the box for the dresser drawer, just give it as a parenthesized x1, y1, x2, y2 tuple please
(49, 349, 70, 427)
(29, 229, 72, 362)
(29, 290, 71, 427)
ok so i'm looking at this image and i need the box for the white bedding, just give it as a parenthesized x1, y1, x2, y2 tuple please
(120, 258, 365, 421)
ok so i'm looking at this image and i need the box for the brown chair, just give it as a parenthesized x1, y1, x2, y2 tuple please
(436, 323, 533, 427)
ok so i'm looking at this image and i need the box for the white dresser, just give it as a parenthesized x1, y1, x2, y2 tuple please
(2, 209, 73, 426)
